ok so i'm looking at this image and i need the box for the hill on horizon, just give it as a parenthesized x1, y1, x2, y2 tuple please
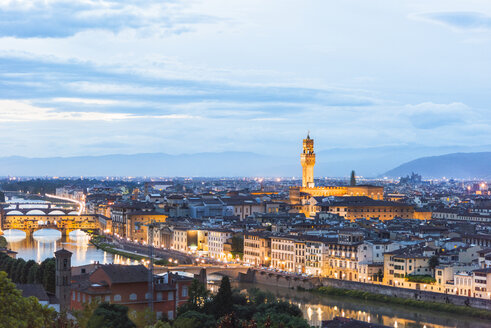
(383, 152, 491, 179)
(0, 148, 489, 178)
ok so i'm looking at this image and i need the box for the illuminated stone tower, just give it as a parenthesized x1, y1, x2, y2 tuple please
(301, 133, 315, 188)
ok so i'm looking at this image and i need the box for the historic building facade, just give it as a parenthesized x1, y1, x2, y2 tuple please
(290, 134, 384, 217)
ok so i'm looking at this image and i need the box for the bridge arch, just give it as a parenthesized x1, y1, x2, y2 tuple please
(26, 209, 47, 215)
(48, 210, 65, 215)
(2, 229, 27, 242)
(32, 229, 62, 241)
(6, 210, 23, 215)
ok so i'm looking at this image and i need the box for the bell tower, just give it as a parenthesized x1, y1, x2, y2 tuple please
(301, 133, 315, 188)
(55, 248, 72, 312)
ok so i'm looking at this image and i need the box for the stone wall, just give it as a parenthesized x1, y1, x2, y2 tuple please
(239, 269, 320, 290)
(321, 278, 491, 311)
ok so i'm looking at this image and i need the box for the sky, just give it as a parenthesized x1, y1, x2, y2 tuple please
(0, 0, 490, 158)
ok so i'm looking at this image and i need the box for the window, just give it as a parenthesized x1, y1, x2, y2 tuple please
(145, 293, 151, 300)
(72, 292, 75, 301)
(168, 311, 174, 320)
(156, 292, 163, 301)
(168, 292, 174, 301)
(114, 294, 122, 301)
(105, 295, 110, 302)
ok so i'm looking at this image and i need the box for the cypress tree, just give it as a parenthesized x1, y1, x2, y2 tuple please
(21, 260, 36, 284)
(27, 264, 39, 284)
(13, 258, 26, 283)
(213, 276, 233, 318)
(42, 258, 56, 294)
(350, 170, 356, 186)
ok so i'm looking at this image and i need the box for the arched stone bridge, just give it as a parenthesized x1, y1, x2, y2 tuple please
(0, 213, 100, 236)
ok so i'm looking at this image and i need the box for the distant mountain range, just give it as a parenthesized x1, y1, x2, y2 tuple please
(0, 146, 489, 178)
(383, 152, 491, 179)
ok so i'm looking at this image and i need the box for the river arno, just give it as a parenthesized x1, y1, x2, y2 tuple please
(233, 282, 491, 328)
(3, 229, 141, 266)
(2, 194, 137, 266)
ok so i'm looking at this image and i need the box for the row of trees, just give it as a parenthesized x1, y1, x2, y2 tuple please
(0, 253, 56, 293)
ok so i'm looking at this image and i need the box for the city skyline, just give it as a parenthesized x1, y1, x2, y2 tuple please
(0, 0, 490, 158)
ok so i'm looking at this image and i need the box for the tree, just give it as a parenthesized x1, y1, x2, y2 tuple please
(377, 269, 383, 282)
(0, 235, 7, 248)
(350, 170, 356, 186)
(73, 299, 101, 328)
(0, 271, 56, 327)
(231, 235, 244, 255)
(177, 311, 214, 328)
(172, 317, 201, 328)
(21, 260, 37, 284)
(429, 255, 440, 270)
(41, 258, 56, 293)
(146, 322, 171, 328)
(87, 303, 136, 328)
(213, 276, 233, 318)
(27, 264, 39, 284)
(13, 258, 26, 283)
(52, 310, 80, 328)
(129, 308, 156, 328)
(183, 279, 209, 312)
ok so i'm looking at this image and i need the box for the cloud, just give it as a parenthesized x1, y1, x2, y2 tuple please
(0, 99, 200, 122)
(0, 0, 219, 38)
(414, 12, 491, 31)
(403, 102, 472, 129)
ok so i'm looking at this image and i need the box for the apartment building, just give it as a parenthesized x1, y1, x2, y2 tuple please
(271, 236, 296, 272)
(357, 240, 401, 283)
(472, 268, 491, 299)
(208, 228, 233, 260)
(383, 246, 433, 287)
(243, 232, 271, 267)
(304, 238, 324, 276)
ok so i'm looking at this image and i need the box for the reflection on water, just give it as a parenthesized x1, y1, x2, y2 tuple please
(234, 282, 491, 328)
(4, 229, 114, 266)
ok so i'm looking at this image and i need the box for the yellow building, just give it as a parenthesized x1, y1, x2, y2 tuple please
(290, 134, 384, 217)
(243, 232, 271, 267)
(127, 211, 167, 242)
(383, 247, 433, 287)
(324, 196, 415, 221)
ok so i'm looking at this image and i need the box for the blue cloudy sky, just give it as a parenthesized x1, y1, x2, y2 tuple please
(0, 0, 490, 158)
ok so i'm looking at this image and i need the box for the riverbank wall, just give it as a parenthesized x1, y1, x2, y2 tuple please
(239, 269, 491, 310)
(238, 269, 320, 290)
(321, 278, 491, 310)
